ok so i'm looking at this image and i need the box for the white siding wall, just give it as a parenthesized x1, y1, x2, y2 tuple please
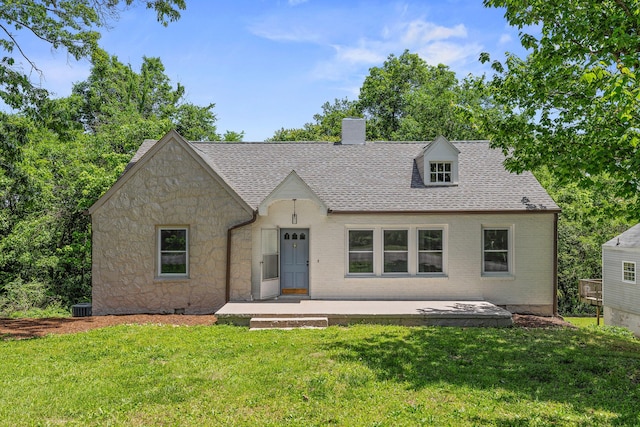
(248, 201, 556, 315)
(603, 246, 640, 336)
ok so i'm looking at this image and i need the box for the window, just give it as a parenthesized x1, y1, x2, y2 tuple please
(623, 261, 636, 284)
(158, 228, 188, 276)
(483, 228, 510, 274)
(430, 162, 452, 183)
(261, 229, 279, 281)
(346, 226, 447, 276)
(418, 229, 443, 273)
(348, 230, 374, 273)
(384, 230, 408, 273)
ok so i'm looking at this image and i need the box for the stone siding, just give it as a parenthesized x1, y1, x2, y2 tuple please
(92, 137, 252, 315)
(229, 226, 253, 301)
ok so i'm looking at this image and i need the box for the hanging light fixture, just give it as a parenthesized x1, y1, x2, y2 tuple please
(292, 199, 298, 224)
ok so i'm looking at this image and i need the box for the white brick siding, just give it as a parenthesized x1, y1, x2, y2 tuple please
(248, 200, 556, 315)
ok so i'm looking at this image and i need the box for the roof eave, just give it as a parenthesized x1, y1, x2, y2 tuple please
(327, 208, 561, 215)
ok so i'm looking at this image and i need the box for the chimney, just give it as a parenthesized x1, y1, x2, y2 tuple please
(341, 118, 366, 144)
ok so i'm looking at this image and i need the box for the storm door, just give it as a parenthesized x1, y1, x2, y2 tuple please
(260, 228, 280, 299)
(280, 228, 309, 295)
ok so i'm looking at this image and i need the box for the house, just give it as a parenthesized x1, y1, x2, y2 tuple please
(602, 223, 640, 336)
(88, 119, 560, 316)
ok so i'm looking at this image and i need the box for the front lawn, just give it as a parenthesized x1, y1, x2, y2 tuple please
(1, 324, 638, 426)
(566, 316, 604, 328)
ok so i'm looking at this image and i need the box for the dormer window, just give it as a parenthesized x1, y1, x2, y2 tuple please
(430, 162, 452, 183)
(415, 136, 460, 186)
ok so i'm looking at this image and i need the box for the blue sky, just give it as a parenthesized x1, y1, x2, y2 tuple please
(19, 1, 526, 141)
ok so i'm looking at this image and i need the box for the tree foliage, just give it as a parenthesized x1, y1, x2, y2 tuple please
(270, 98, 358, 142)
(481, 0, 640, 216)
(536, 168, 635, 314)
(273, 50, 498, 142)
(0, 48, 232, 311)
(0, 0, 186, 109)
(71, 48, 221, 150)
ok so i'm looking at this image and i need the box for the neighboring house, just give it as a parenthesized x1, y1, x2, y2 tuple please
(88, 119, 560, 316)
(603, 223, 640, 336)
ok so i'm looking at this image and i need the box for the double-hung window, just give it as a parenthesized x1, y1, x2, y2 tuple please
(418, 229, 443, 273)
(623, 261, 636, 284)
(158, 227, 188, 276)
(383, 230, 408, 273)
(483, 228, 510, 274)
(348, 230, 374, 274)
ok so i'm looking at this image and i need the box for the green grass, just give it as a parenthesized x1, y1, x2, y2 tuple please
(566, 316, 604, 328)
(1, 324, 639, 426)
(2, 306, 71, 318)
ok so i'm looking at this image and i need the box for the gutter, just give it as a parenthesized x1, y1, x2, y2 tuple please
(226, 211, 258, 303)
(327, 208, 562, 215)
(553, 212, 559, 316)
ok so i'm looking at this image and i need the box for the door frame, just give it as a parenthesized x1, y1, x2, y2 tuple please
(279, 228, 310, 295)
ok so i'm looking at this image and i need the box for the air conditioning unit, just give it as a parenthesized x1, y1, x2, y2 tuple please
(72, 303, 92, 317)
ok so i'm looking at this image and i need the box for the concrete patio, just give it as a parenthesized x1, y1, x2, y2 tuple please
(215, 300, 513, 328)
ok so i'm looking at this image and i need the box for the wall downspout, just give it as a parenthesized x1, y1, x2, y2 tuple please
(553, 212, 559, 316)
(226, 211, 258, 303)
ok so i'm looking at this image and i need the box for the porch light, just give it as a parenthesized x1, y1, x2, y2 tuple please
(292, 199, 297, 224)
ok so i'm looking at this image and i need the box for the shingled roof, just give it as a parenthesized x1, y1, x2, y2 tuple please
(604, 223, 640, 248)
(127, 135, 559, 214)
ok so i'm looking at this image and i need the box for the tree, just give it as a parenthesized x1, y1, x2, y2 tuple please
(358, 51, 495, 141)
(270, 98, 358, 142)
(395, 74, 494, 141)
(0, 114, 36, 244)
(481, 0, 640, 215)
(535, 168, 635, 314)
(0, 0, 186, 109)
(70, 49, 223, 151)
(0, 48, 236, 312)
(358, 51, 433, 140)
(271, 51, 498, 142)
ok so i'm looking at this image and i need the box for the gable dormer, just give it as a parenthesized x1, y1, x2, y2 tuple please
(415, 135, 460, 186)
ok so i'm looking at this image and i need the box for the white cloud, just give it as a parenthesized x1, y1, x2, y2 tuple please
(333, 44, 386, 65)
(249, 23, 321, 43)
(400, 21, 467, 44)
(18, 56, 90, 98)
(250, 5, 484, 83)
(417, 41, 483, 67)
(498, 33, 512, 45)
(310, 17, 482, 82)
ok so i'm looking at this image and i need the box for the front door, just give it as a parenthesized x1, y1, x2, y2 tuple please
(280, 228, 309, 295)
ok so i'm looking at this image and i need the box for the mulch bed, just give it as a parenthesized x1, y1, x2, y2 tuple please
(0, 313, 574, 340)
(512, 314, 575, 329)
(0, 314, 217, 340)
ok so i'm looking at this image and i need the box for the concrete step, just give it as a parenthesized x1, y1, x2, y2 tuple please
(250, 317, 328, 330)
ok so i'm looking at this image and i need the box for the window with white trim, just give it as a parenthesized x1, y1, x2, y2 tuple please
(430, 162, 452, 183)
(158, 227, 188, 276)
(418, 229, 443, 273)
(383, 230, 408, 273)
(348, 230, 374, 274)
(483, 228, 510, 274)
(623, 261, 636, 283)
